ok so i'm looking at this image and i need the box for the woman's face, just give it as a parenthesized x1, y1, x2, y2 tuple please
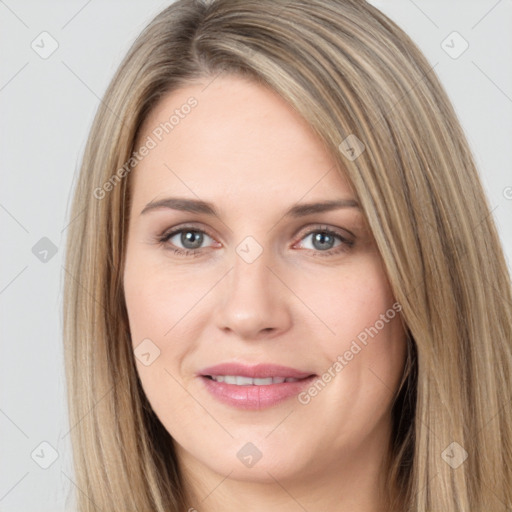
(123, 75, 407, 487)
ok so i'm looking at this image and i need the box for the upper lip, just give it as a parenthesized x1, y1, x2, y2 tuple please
(199, 363, 315, 379)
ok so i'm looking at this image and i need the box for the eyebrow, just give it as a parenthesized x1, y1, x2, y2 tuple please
(140, 197, 360, 218)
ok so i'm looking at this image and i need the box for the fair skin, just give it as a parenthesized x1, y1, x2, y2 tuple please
(123, 74, 407, 512)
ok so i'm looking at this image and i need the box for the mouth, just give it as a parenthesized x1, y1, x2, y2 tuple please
(198, 363, 317, 410)
(203, 375, 304, 385)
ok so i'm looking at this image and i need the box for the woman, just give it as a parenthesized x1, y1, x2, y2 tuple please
(63, 0, 512, 510)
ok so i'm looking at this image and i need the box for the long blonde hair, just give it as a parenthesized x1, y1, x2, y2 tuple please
(63, 0, 512, 510)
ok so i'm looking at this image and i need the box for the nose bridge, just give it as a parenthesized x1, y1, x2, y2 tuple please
(234, 233, 269, 276)
(228, 238, 274, 306)
(214, 237, 291, 338)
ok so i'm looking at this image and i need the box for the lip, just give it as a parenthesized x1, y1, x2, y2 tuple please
(198, 363, 317, 410)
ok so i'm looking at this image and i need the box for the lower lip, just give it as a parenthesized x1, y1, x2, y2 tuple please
(199, 375, 317, 410)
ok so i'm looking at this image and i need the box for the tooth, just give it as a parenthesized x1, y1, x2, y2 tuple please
(254, 377, 273, 385)
(235, 376, 254, 386)
(211, 375, 299, 385)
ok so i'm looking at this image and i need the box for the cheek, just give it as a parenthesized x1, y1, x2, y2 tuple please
(300, 257, 399, 343)
(301, 256, 406, 390)
(123, 257, 209, 347)
(123, 257, 205, 427)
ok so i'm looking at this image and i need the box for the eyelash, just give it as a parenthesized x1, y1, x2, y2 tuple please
(157, 224, 354, 258)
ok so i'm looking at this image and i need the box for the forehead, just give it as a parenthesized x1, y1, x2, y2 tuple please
(131, 75, 353, 210)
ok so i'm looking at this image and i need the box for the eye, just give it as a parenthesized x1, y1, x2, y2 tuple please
(157, 224, 354, 257)
(294, 227, 354, 257)
(158, 226, 217, 256)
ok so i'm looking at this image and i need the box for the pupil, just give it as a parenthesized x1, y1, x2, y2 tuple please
(182, 231, 203, 249)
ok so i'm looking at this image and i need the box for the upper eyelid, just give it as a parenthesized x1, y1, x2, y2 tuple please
(161, 223, 216, 241)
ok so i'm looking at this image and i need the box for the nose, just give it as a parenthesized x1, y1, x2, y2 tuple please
(214, 246, 293, 340)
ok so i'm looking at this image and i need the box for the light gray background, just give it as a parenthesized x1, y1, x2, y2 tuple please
(1, 1, 511, 510)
